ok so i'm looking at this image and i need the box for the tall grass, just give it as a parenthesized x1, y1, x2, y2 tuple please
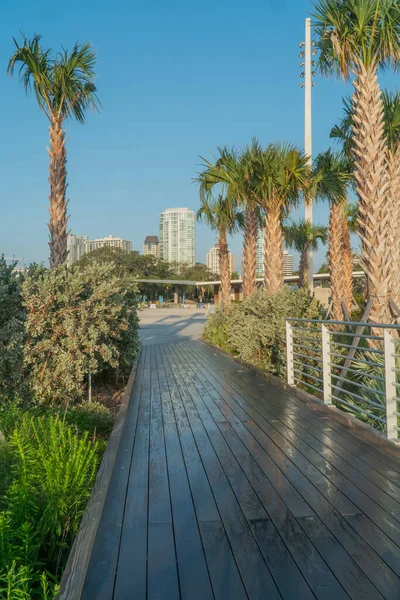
(0, 414, 99, 598)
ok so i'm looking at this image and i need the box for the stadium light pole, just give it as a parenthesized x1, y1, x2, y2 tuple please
(299, 17, 316, 292)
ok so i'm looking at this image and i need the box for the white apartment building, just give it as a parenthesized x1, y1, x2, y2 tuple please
(206, 243, 236, 276)
(143, 236, 160, 258)
(256, 229, 294, 277)
(159, 208, 195, 266)
(67, 234, 132, 265)
(67, 234, 88, 266)
(85, 235, 132, 254)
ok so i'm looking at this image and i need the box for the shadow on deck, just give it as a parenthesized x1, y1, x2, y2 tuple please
(61, 340, 400, 600)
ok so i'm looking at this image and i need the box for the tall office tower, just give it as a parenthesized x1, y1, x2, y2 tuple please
(85, 235, 132, 254)
(206, 243, 236, 276)
(256, 229, 293, 277)
(67, 234, 89, 266)
(159, 208, 195, 266)
(143, 235, 160, 258)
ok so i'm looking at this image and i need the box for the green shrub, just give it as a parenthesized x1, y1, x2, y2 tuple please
(204, 287, 321, 377)
(0, 256, 26, 401)
(0, 414, 98, 596)
(22, 262, 139, 404)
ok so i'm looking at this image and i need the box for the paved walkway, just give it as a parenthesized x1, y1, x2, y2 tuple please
(82, 313, 400, 599)
(139, 307, 207, 345)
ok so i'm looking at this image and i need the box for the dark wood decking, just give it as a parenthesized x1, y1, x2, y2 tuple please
(82, 340, 400, 600)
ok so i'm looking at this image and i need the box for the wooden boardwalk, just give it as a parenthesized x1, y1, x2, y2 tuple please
(82, 340, 400, 599)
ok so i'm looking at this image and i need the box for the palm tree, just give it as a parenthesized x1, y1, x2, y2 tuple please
(8, 34, 100, 267)
(197, 195, 242, 309)
(313, 150, 352, 320)
(195, 146, 259, 298)
(283, 220, 327, 288)
(342, 202, 358, 314)
(332, 90, 400, 310)
(251, 143, 310, 294)
(314, 0, 400, 323)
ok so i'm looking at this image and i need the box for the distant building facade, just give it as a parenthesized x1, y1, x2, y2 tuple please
(206, 243, 235, 276)
(159, 208, 195, 266)
(67, 234, 132, 265)
(85, 235, 132, 254)
(67, 234, 89, 266)
(143, 235, 160, 258)
(256, 229, 293, 277)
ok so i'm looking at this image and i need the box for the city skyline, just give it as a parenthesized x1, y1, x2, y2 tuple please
(0, 0, 366, 272)
(206, 243, 236, 276)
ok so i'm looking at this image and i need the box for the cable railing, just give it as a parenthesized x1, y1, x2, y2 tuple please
(286, 318, 400, 442)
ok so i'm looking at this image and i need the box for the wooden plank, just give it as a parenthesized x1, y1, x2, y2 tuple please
(155, 346, 248, 599)
(183, 342, 400, 598)
(59, 348, 142, 600)
(195, 340, 400, 480)
(112, 349, 152, 600)
(167, 346, 324, 600)
(198, 521, 248, 600)
(148, 523, 180, 600)
(158, 344, 281, 600)
(163, 421, 214, 600)
(155, 346, 220, 523)
(148, 346, 172, 525)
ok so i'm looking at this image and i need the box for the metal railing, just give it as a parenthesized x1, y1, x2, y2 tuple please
(286, 318, 400, 442)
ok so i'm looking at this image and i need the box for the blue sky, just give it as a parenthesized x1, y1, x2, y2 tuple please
(0, 0, 397, 270)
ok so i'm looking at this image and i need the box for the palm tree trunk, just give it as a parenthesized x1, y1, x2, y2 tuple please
(341, 209, 353, 316)
(352, 59, 390, 323)
(298, 249, 309, 288)
(242, 205, 257, 298)
(48, 118, 69, 268)
(219, 230, 231, 309)
(386, 148, 400, 311)
(329, 202, 344, 321)
(264, 201, 283, 295)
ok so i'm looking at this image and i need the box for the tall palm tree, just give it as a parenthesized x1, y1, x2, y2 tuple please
(283, 220, 327, 288)
(197, 195, 242, 309)
(313, 150, 352, 320)
(251, 143, 310, 294)
(314, 0, 400, 323)
(331, 90, 400, 310)
(8, 34, 100, 267)
(195, 145, 259, 298)
(342, 202, 358, 314)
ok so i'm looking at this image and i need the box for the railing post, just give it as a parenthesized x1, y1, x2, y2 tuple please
(321, 324, 332, 405)
(286, 321, 294, 386)
(384, 329, 398, 441)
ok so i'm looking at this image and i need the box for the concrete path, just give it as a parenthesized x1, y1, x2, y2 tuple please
(139, 307, 207, 345)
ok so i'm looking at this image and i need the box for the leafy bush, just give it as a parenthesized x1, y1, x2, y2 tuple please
(0, 256, 26, 401)
(22, 262, 139, 404)
(0, 414, 99, 597)
(204, 287, 321, 377)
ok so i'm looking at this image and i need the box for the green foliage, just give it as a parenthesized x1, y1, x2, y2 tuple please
(204, 287, 321, 377)
(0, 415, 98, 597)
(22, 262, 139, 403)
(0, 256, 26, 400)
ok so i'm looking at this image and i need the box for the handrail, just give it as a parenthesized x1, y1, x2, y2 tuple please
(288, 318, 400, 330)
(286, 318, 400, 443)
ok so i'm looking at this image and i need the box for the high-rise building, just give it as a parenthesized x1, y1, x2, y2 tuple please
(143, 235, 160, 258)
(85, 235, 132, 254)
(256, 229, 294, 277)
(67, 234, 132, 265)
(206, 243, 235, 276)
(159, 208, 195, 266)
(67, 234, 88, 266)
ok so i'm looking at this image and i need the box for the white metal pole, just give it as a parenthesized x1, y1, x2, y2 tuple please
(321, 325, 332, 405)
(384, 329, 398, 441)
(286, 321, 294, 385)
(304, 17, 313, 292)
